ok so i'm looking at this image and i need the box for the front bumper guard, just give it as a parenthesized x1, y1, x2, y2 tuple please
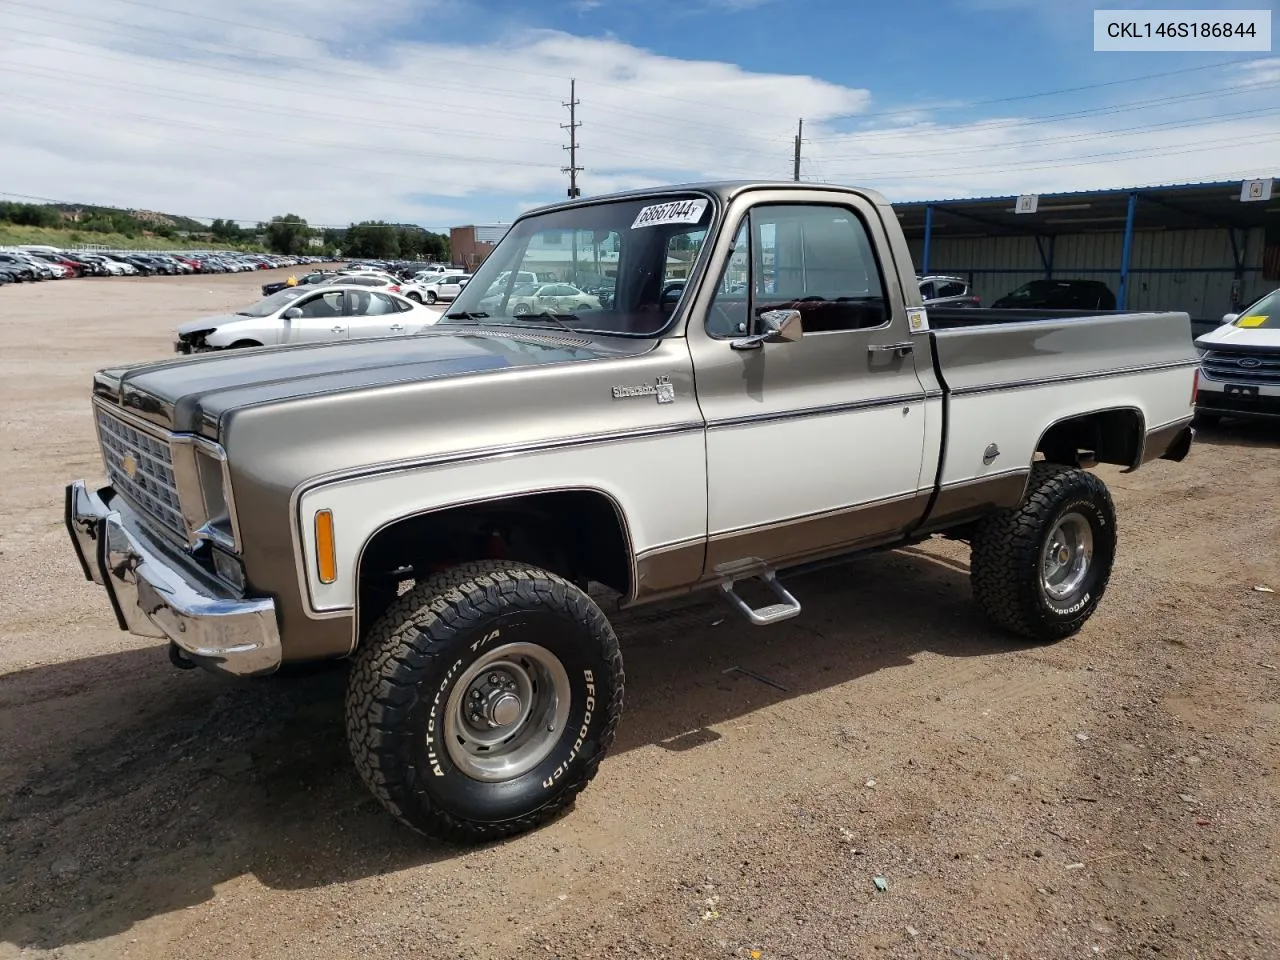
(65, 481, 282, 677)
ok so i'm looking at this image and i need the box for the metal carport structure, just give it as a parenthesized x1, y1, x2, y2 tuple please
(892, 179, 1279, 334)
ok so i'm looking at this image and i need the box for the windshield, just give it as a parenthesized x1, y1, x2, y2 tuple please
(1234, 289, 1280, 328)
(439, 193, 714, 336)
(236, 287, 307, 316)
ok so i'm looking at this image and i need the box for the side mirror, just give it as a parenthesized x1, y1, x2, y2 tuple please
(1221, 313, 1239, 325)
(731, 309, 803, 351)
(283, 307, 303, 320)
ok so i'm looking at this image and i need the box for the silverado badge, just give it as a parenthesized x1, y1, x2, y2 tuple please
(612, 376, 675, 404)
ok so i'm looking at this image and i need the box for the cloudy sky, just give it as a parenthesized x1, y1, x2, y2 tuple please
(0, 0, 1276, 231)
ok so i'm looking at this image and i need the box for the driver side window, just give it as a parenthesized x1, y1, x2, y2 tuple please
(705, 203, 890, 338)
(297, 291, 343, 318)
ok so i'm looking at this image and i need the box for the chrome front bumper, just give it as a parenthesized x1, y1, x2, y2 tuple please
(64, 480, 282, 676)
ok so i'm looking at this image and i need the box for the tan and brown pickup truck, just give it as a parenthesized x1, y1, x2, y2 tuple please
(65, 180, 1198, 843)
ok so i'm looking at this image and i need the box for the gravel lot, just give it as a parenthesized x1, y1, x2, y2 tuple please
(0, 271, 1277, 960)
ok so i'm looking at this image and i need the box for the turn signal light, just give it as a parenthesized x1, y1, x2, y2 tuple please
(315, 509, 337, 584)
(1191, 368, 1199, 406)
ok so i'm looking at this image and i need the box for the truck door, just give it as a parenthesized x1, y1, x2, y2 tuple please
(687, 195, 932, 574)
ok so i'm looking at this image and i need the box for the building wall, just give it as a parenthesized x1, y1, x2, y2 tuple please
(908, 226, 1268, 321)
(449, 226, 497, 271)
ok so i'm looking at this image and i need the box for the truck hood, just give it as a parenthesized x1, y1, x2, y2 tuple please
(93, 327, 652, 436)
(1194, 323, 1280, 352)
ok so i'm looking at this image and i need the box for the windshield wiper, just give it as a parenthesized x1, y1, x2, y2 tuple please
(517, 311, 579, 332)
(444, 310, 490, 321)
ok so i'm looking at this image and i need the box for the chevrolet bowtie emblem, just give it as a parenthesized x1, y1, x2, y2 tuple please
(121, 454, 138, 478)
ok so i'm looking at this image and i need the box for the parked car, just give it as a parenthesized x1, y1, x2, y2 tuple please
(65, 179, 1195, 844)
(172, 284, 434, 352)
(324, 272, 403, 292)
(261, 270, 338, 297)
(0, 254, 39, 281)
(992, 279, 1116, 310)
(402, 272, 470, 304)
(1192, 287, 1280, 426)
(918, 274, 981, 308)
(500, 281, 601, 315)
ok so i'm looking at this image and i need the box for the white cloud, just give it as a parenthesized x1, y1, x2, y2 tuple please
(0, 0, 1276, 230)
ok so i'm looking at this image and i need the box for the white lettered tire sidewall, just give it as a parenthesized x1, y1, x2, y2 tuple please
(412, 608, 615, 824)
(1038, 495, 1112, 621)
(345, 561, 623, 843)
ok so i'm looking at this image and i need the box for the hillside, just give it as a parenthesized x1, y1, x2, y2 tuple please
(0, 222, 261, 253)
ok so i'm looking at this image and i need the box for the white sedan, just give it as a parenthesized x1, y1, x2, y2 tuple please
(172, 284, 440, 353)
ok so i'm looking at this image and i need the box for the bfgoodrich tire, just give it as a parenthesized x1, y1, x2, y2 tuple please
(969, 463, 1117, 642)
(345, 560, 624, 843)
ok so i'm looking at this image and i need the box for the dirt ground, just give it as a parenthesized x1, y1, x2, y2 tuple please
(0, 271, 1277, 960)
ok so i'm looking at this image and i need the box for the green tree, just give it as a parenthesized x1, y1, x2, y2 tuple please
(262, 214, 310, 255)
(343, 221, 400, 259)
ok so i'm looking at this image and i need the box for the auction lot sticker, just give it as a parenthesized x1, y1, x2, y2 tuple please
(632, 199, 709, 229)
(1093, 9, 1271, 51)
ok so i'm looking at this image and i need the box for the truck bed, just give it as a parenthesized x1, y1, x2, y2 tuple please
(924, 308, 1196, 395)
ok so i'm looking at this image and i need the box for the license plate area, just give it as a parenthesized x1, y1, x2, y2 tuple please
(1224, 383, 1260, 397)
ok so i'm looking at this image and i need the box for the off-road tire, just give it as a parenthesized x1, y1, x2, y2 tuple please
(969, 462, 1117, 642)
(345, 560, 624, 844)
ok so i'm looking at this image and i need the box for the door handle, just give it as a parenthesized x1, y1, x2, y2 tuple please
(868, 341, 914, 356)
(389, 323, 404, 331)
(332, 325, 344, 333)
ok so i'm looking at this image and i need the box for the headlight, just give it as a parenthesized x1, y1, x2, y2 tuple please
(171, 438, 240, 555)
(195, 447, 231, 536)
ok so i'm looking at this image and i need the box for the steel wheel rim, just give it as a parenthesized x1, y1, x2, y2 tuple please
(1041, 512, 1094, 601)
(443, 641, 572, 782)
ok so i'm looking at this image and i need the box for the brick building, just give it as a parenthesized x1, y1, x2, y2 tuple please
(450, 224, 507, 271)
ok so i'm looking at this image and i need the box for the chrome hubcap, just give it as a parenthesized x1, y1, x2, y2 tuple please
(1041, 512, 1094, 601)
(443, 642, 571, 782)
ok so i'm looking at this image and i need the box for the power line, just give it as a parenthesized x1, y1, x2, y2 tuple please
(562, 78, 583, 199)
(807, 78, 1280, 145)
(817, 55, 1271, 122)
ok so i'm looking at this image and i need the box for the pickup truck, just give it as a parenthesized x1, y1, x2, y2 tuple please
(65, 180, 1198, 844)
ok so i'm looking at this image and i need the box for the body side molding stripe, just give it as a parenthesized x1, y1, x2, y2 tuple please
(949, 357, 1201, 398)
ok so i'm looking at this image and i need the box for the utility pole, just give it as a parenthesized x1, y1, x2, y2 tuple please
(561, 78, 583, 199)
(793, 118, 803, 182)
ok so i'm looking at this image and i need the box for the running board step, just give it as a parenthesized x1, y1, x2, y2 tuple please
(718, 570, 802, 626)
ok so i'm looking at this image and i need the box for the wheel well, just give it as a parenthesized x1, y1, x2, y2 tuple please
(229, 339, 263, 348)
(354, 490, 632, 642)
(1036, 408, 1145, 468)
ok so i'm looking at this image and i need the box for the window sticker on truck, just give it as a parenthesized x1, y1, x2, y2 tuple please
(907, 307, 930, 332)
(631, 198, 708, 229)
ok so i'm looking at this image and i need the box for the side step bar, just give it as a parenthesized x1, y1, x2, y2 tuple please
(718, 569, 802, 626)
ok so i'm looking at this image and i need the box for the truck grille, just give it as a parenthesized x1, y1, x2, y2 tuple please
(1201, 350, 1280, 386)
(96, 409, 186, 539)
